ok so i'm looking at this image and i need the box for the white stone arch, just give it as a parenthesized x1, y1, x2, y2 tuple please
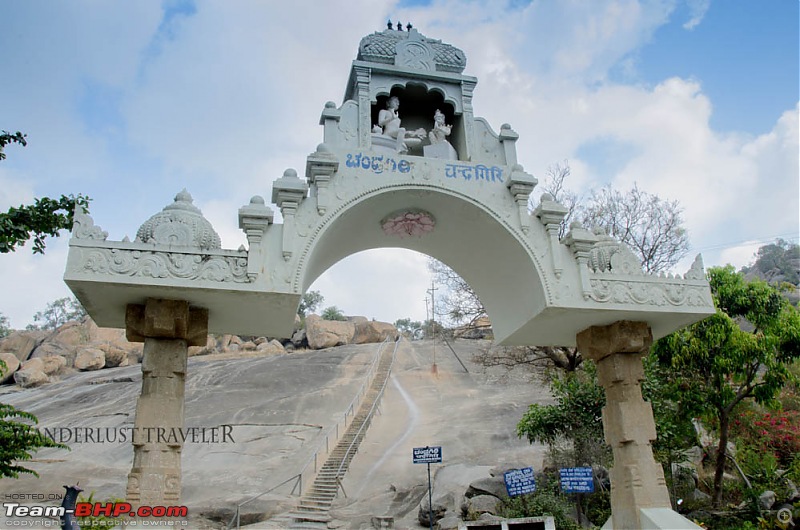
(296, 184, 549, 339)
(64, 24, 716, 526)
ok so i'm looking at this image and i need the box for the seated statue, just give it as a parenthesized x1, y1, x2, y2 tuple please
(428, 109, 452, 144)
(423, 108, 458, 160)
(378, 96, 403, 139)
(372, 96, 426, 155)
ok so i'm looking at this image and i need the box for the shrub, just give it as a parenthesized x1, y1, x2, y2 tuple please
(731, 408, 800, 468)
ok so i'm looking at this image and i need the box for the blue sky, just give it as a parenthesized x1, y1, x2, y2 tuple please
(632, 0, 798, 134)
(0, 0, 797, 329)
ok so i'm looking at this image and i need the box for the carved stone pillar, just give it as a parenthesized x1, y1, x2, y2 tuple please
(125, 299, 208, 506)
(577, 321, 699, 529)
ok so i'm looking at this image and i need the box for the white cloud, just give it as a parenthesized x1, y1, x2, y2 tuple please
(683, 0, 711, 30)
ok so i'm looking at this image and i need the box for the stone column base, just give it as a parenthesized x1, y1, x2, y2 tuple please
(602, 508, 702, 529)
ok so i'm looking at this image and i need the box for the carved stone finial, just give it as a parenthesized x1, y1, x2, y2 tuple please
(588, 232, 644, 276)
(71, 205, 108, 241)
(136, 190, 221, 250)
(684, 254, 706, 280)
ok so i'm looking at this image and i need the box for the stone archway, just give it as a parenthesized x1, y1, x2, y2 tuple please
(65, 24, 714, 529)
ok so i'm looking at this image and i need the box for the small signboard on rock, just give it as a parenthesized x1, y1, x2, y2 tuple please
(559, 467, 594, 493)
(503, 467, 536, 497)
(413, 446, 442, 464)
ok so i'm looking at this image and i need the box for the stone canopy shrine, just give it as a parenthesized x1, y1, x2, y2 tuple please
(64, 24, 714, 529)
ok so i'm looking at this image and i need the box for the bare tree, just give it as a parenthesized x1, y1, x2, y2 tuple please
(473, 345, 583, 375)
(536, 160, 581, 239)
(580, 184, 689, 274)
(427, 258, 485, 327)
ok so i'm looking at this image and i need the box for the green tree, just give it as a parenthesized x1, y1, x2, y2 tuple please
(394, 317, 423, 340)
(0, 194, 90, 254)
(27, 296, 86, 330)
(0, 399, 67, 478)
(653, 266, 800, 507)
(0, 312, 10, 339)
(0, 130, 27, 161)
(517, 363, 610, 469)
(321, 306, 346, 321)
(1, 129, 90, 254)
(1, 129, 78, 477)
(297, 290, 324, 317)
(741, 238, 800, 286)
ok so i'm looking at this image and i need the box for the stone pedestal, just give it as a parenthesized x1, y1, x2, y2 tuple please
(124, 299, 208, 506)
(576, 321, 700, 529)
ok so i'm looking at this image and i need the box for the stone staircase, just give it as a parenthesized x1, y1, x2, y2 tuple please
(288, 340, 397, 528)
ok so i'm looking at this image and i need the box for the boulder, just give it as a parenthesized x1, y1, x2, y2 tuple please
(759, 490, 776, 510)
(477, 513, 503, 524)
(437, 514, 461, 530)
(189, 335, 217, 357)
(784, 478, 799, 502)
(0, 330, 48, 362)
(291, 328, 307, 348)
(99, 344, 129, 368)
(74, 348, 106, 371)
(305, 315, 355, 349)
(14, 358, 49, 388)
(467, 495, 499, 516)
(352, 320, 398, 344)
(257, 340, 285, 356)
(0, 352, 21, 384)
(241, 341, 258, 351)
(418, 495, 449, 527)
(41, 355, 67, 375)
(682, 446, 704, 466)
(466, 477, 508, 500)
(683, 488, 712, 509)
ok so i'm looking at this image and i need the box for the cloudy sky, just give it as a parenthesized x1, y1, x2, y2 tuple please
(0, 0, 797, 330)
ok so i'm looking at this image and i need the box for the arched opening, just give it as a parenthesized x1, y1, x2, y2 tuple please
(298, 187, 548, 342)
(307, 248, 431, 323)
(372, 84, 461, 159)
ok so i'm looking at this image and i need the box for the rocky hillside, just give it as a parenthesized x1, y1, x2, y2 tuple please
(0, 314, 398, 390)
(0, 330, 550, 529)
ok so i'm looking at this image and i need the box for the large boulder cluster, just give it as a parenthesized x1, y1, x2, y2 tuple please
(416, 465, 529, 529)
(0, 314, 397, 390)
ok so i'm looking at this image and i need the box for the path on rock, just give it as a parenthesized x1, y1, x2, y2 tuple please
(325, 339, 552, 529)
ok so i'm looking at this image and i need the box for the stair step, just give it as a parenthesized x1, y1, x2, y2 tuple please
(289, 344, 395, 525)
(292, 508, 331, 517)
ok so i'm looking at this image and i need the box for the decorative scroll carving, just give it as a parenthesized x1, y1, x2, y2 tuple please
(78, 248, 249, 283)
(589, 278, 712, 307)
(72, 208, 108, 241)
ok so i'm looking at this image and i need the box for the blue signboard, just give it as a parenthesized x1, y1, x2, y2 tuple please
(559, 467, 595, 493)
(503, 467, 536, 497)
(413, 446, 442, 464)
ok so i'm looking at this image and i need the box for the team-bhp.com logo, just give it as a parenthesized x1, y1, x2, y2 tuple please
(4, 502, 187, 517)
